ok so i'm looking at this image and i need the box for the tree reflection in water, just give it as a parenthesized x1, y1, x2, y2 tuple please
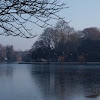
(29, 64, 100, 100)
(0, 64, 13, 79)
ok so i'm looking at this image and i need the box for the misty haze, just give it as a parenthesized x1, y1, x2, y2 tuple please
(0, 0, 100, 100)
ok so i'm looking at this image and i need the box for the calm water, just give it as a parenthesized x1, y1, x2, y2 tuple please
(0, 64, 100, 100)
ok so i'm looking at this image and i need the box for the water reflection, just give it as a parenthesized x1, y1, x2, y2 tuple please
(30, 64, 100, 100)
(0, 64, 100, 100)
(0, 64, 44, 100)
(0, 64, 13, 79)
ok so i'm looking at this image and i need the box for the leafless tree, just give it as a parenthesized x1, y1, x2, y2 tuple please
(0, 0, 66, 38)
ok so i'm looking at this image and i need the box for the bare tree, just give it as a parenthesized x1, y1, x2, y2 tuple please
(32, 27, 57, 50)
(0, 0, 66, 38)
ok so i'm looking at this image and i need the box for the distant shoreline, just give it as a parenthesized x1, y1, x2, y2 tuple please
(18, 62, 100, 65)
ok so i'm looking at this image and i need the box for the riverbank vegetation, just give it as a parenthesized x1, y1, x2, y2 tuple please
(1, 20, 100, 62)
(31, 21, 100, 62)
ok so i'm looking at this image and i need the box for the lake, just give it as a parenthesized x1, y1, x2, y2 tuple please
(0, 64, 100, 100)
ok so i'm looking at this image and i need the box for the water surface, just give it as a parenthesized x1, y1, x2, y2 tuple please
(0, 64, 100, 100)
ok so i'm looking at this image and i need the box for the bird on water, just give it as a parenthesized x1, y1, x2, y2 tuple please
(86, 93, 100, 98)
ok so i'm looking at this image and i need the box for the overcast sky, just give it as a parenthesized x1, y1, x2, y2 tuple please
(0, 0, 100, 51)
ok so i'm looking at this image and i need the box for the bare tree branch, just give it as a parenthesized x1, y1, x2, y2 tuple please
(0, 0, 67, 38)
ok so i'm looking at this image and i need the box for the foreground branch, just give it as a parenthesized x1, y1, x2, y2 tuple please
(0, 0, 67, 38)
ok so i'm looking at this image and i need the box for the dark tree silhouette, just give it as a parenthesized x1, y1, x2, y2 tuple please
(0, 0, 66, 38)
(82, 27, 100, 40)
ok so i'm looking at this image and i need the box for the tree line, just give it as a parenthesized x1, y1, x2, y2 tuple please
(30, 20, 100, 62)
(0, 20, 100, 62)
(0, 44, 17, 62)
(0, 44, 33, 63)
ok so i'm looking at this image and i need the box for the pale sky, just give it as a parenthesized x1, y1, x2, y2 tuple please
(0, 0, 100, 51)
